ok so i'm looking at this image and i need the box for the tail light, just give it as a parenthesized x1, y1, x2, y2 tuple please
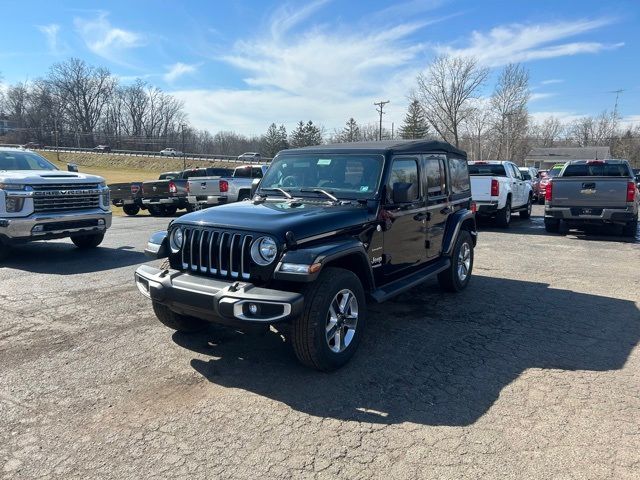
(490, 179, 499, 196)
(627, 181, 637, 202)
(219, 180, 229, 193)
(186, 182, 190, 194)
(470, 201, 477, 213)
(545, 180, 553, 202)
(169, 181, 177, 194)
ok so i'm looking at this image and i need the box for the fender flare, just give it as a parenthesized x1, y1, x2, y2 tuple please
(442, 209, 477, 256)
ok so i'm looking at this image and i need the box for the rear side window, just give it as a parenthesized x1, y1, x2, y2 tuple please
(449, 158, 471, 194)
(424, 157, 445, 197)
(468, 164, 507, 176)
(252, 167, 264, 178)
(563, 163, 630, 177)
(388, 158, 419, 201)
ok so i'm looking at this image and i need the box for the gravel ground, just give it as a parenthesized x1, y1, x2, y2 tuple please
(1, 205, 639, 479)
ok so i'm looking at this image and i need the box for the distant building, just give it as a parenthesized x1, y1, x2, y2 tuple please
(0, 119, 18, 135)
(524, 146, 611, 169)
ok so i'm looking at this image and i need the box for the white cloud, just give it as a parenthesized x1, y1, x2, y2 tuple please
(163, 62, 199, 83)
(541, 79, 563, 85)
(74, 12, 145, 65)
(530, 92, 557, 102)
(437, 18, 623, 67)
(37, 24, 67, 55)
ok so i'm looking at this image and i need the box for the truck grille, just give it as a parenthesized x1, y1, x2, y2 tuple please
(32, 184, 101, 212)
(181, 227, 253, 280)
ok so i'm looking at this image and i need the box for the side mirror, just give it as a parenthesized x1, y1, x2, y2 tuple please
(144, 231, 169, 259)
(392, 182, 416, 204)
(251, 178, 261, 197)
(67, 163, 79, 172)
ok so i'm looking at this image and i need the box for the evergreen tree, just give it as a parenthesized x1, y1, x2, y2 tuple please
(261, 123, 288, 157)
(290, 120, 323, 147)
(339, 118, 361, 142)
(399, 100, 430, 139)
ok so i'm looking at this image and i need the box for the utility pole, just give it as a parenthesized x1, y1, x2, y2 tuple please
(610, 89, 624, 121)
(391, 122, 394, 140)
(181, 124, 187, 170)
(374, 100, 390, 141)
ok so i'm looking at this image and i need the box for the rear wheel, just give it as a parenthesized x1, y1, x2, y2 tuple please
(238, 191, 251, 202)
(520, 195, 532, 219)
(123, 204, 140, 216)
(291, 267, 366, 371)
(0, 240, 9, 261)
(185, 204, 195, 213)
(496, 199, 511, 228)
(71, 233, 105, 249)
(544, 218, 560, 233)
(152, 302, 208, 333)
(438, 230, 474, 292)
(163, 206, 178, 216)
(622, 218, 638, 237)
(148, 205, 165, 216)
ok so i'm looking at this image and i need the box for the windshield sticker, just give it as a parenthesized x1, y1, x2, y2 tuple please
(317, 159, 332, 165)
(359, 186, 369, 192)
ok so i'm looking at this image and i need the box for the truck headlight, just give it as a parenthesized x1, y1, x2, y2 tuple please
(5, 197, 25, 212)
(0, 183, 26, 190)
(251, 236, 277, 265)
(170, 227, 184, 251)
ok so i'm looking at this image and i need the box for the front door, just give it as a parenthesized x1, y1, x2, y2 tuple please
(424, 154, 449, 259)
(382, 157, 426, 278)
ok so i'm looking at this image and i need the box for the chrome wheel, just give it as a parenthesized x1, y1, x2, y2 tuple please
(505, 204, 511, 223)
(326, 289, 358, 353)
(527, 199, 532, 215)
(457, 242, 471, 282)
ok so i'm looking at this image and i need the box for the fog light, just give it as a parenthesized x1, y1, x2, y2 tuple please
(98, 219, 105, 226)
(32, 225, 44, 233)
(248, 303, 259, 315)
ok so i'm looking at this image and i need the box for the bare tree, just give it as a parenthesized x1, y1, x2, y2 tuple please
(416, 55, 489, 147)
(121, 79, 149, 137)
(569, 111, 616, 147)
(462, 102, 492, 160)
(531, 117, 564, 147)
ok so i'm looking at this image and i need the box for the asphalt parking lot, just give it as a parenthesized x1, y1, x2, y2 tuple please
(1, 205, 639, 479)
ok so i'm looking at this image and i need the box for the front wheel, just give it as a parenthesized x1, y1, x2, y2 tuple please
(438, 230, 474, 292)
(291, 267, 366, 371)
(71, 233, 105, 249)
(520, 196, 532, 219)
(152, 302, 208, 333)
(495, 200, 511, 228)
(123, 204, 140, 216)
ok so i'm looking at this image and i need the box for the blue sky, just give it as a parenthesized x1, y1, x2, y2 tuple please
(1, 0, 639, 135)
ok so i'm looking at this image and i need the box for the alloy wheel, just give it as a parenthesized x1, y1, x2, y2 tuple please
(325, 289, 358, 353)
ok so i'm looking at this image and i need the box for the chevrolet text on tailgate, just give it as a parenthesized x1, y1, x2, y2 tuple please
(544, 159, 639, 236)
(136, 140, 478, 371)
(0, 148, 112, 261)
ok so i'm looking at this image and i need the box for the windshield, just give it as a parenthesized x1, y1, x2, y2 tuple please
(259, 154, 384, 199)
(0, 150, 58, 171)
(468, 164, 507, 176)
(562, 163, 631, 177)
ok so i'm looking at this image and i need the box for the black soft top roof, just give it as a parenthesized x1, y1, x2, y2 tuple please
(280, 140, 466, 158)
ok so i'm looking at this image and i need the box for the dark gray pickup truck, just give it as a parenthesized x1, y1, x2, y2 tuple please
(544, 159, 639, 236)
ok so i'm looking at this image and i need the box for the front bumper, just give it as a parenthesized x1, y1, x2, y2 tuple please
(0, 209, 112, 243)
(135, 265, 304, 325)
(545, 206, 637, 225)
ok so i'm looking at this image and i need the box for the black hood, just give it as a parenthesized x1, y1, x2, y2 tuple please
(177, 199, 371, 241)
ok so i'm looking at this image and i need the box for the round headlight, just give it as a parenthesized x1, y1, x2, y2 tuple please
(251, 236, 277, 265)
(170, 227, 184, 251)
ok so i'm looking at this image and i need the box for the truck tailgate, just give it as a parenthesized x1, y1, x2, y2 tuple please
(142, 180, 170, 197)
(188, 177, 221, 196)
(470, 177, 493, 201)
(550, 177, 630, 207)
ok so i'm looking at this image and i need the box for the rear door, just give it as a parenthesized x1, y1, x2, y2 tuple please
(508, 163, 525, 207)
(423, 154, 449, 259)
(382, 156, 427, 278)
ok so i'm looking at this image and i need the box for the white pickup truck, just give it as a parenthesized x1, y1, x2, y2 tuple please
(187, 164, 268, 209)
(0, 147, 111, 260)
(468, 160, 533, 227)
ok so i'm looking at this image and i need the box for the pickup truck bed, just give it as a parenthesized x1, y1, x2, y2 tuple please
(544, 160, 638, 236)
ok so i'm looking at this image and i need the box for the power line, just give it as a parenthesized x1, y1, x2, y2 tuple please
(374, 100, 390, 141)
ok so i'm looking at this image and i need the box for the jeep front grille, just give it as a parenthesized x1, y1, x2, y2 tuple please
(181, 227, 253, 280)
(32, 184, 101, 213)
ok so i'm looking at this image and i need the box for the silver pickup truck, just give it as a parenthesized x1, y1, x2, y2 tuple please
(187, 164, 268, 209)
(0, 147, 112, 260)
(544, 159, 638, 236)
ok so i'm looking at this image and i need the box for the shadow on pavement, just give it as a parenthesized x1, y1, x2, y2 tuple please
(2, 242, 146, 274)
(173, 275, 640, 427)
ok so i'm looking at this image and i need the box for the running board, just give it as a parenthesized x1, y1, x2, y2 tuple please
(369, 259, 451, 303)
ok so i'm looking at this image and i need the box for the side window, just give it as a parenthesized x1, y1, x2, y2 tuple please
(388, 158, 419, 201)
(424, 157, 445, 197)
(448, 157, 471, 195)
(511, 164, 522, 179)
(252, 167, 264, 178)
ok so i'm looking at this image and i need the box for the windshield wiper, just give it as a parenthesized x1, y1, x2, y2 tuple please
(259, 188, 293, 199)
(299, 188, 339, 202)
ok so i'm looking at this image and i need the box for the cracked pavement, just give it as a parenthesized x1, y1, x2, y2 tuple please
(1, 205, 639, 479)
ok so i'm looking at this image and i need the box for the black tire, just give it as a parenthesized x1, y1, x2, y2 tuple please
(495, 198, 511, 228)
(291, 267, 366, 372)
(537, 196, 545, 205)
(123, 204, 140, 216)
(148, 205, 165, 216)
(71, 233, 105, 249)
(438, 230, 474, 292)
(544, 218, 560, 233)
(238, 191, 251, 202)
(520, 195, 532, 219)
(185, 204, 195, 213)
(163, 206, 178, 216)
(0, 241, 9, 262)
(622, 218, 638, 237)
(152, 302, 208, 333)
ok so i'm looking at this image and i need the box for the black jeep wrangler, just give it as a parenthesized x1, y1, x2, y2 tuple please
(136, 140, 477, 371)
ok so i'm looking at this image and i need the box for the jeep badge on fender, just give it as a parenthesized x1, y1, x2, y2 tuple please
(136, 140, 477, 371)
